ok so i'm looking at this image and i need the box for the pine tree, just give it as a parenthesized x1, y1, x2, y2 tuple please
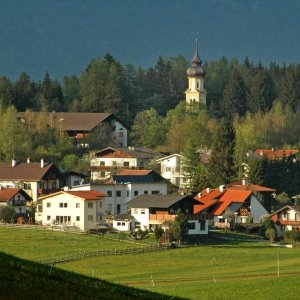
(208, 119, 236, 185)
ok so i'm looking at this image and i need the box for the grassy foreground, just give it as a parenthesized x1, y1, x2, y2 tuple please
(0, 251, 183, 300)
(2, 227, 300, 299)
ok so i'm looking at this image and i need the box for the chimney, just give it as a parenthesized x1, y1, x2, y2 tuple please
(27, 157, 31, 164)
(198, 192, 202, 199)
(63, 186, 69, 191)
(206, 187, 211, 194)
(260, 151, 263, 156)
(12, 159, 17, 167)
(242, 179, 247, 185)
(41, 158, 44, 168)
(219, 185, 226, 192)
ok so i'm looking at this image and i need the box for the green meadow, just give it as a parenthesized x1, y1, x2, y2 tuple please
(1, 227, 300, 299)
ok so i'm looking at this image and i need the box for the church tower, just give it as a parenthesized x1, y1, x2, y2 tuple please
(185, 38, 206, 105)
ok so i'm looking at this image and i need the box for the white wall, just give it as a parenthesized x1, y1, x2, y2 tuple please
(131, 208, 150, 230)
(188, 220, 208, 235)
(110, 119, 128, 147)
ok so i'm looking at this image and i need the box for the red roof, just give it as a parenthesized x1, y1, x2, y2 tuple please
(227, 182, 275, 192)
(193, 188, 225, 214)
(211, 190, 252, 215)
(255, 149, 298, 160)
(0, 188, 21, 202)
(40, 190, 106, 201)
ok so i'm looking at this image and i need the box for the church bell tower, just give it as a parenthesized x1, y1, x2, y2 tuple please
(185, 38, 206, 106)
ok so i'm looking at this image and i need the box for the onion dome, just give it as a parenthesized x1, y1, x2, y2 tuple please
(187, 38, 206, 77)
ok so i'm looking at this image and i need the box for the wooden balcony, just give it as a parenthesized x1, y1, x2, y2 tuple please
(149, 213, 176, 222)
(38, 188, 60, 195)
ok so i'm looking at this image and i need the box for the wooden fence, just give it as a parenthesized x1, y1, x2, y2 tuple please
(36, 244, 169, 265)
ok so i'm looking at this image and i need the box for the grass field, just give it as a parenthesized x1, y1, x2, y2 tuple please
(1, 227, 300, 299)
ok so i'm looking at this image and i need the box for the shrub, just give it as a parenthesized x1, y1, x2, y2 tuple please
(265, 228, 276, 242)
(283, 230, 300, 243)
(154, 226, 164, 240)
(0, 205, 17, 223)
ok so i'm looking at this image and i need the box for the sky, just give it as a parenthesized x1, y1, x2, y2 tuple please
(1, 0, 300, 81)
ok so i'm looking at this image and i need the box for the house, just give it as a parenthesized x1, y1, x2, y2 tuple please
(70, 169, 170, 216)
(112, 214, 133, 232)
(0, 159, 63, 202)
(18, 112, 128, 148)
(253, 149, 299, 160)
(0, 188, 32, 217)
(270, 205, 300, 237)
(36, 190, 106, 231)
(91, 146, 166, 181)
(194, 183, 270, 229)
(126, 194, 208, 235)
(156, 154, 187, 189)
(62, 170, 87, 188)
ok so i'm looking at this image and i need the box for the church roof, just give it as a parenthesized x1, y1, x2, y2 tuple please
(187, 38, 205, 77)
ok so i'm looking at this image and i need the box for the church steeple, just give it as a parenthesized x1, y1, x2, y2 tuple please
(185, 37, 206, 106)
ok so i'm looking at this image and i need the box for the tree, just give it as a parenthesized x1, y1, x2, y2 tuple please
(276, 192, 293, 206)
(0, 205, 16, 223)
(219, 67, 247, 118)
(130, 108, 165, 148)
(171, 209, 189, 243)
(154, 226, 164, 241)
(208, 119, 236, 185)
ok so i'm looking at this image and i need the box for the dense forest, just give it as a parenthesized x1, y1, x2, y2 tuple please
(1, 53, 300, 203)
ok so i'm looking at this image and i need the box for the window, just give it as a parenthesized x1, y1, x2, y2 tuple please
(140, 209, 145, 214)
(47, 202, 51, 208)
(117, 204, 121, 214)
(166, 167, 171, 172)
(76, 203, 80, 208)
(73, 180, 79, 186)
(123, 161, 130, 167)
(107, 191, 112, 197)
(134, 191, 138, 196)
(151, 191, 160, 194)
(135, 222, 141, 229)
(59, 203, 63, 208)
(126, 191, 129, 197)
(24, 183, 31, 190)
(99, 201, 102, 208)
(200, 220, 206, 231)
(133, 208, 138, 214)
(47, 216, 51, 221)
(100, 161, 105, 166)
(144, 191, 148, 194)
(100, 172, 106, 177)
(76, 216, 80, 221)
(117, 222, 121, 226)
(64, 203, 67, 208)
(88, 215, 93, 222)
(51, 182, 56, 189)
(88, 202, 93, 209)
(107, 204, 112, 214)
(188, 222, 196, 230)
(116, 191, 121, 197)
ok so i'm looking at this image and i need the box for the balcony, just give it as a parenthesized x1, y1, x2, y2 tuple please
(149, 213, 176, 222)
(12, 200, 26, 206)
(38, 188, 60, 195)
(278, 220, 300, 225)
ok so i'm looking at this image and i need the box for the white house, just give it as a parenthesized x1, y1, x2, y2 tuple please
(0, 188, 32, 216)
(70, 169, 169, 216)
(91, 146, 165, 181)
(270, 205, 300, 237)
(126, 194, 208, 235)
(37, 190, 106, 232)
(156, 154, 187, 189)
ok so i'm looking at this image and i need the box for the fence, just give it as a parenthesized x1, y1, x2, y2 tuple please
(37, 244, 169, 265)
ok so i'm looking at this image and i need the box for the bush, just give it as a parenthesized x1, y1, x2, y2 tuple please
(154, 226, 164, 240)
(0, 205, 17, 223)
(283, 230, 300, 243)
(265, 228, 276, 242)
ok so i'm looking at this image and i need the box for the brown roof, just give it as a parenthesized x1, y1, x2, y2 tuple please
(0, 188, 32, 202)
(95, 147, 164, 159)
(18, 112, 127, 132)
(0, 162, 57, 181)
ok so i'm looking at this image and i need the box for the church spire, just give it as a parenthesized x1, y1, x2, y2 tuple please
(191, 37, 201, 64)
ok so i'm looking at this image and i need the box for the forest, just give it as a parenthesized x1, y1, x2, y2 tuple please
(1, 53, 300, 203)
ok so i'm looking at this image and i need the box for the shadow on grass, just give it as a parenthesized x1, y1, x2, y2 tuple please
(0, 251, 186, 300)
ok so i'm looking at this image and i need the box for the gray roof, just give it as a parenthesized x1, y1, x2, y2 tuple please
(127, 194, 189, 209)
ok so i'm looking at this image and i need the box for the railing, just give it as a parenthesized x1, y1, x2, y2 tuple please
(36, 244, 169, 265)
(38, 188, 60, 195)
(149, 214, 176, 222)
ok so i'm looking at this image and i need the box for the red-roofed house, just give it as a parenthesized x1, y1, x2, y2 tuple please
(0, 188, 32, 216)
(194, 184, 269, 229)
(36, 190, 106, 231)
(269, 205, 300, 237)
(254, 149, 299, 160)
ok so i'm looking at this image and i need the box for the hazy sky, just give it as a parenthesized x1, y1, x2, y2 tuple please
(1, 0, 300, 80)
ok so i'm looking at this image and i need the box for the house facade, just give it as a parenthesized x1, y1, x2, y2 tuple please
(126, 194, 208, 235)
(91, 147, 165, 181)
(0, 188, 32, 216)
(0, 159, 63, 202)
(37, 190, 106, 231)
(270, 205, 300, 237)
(156, 154, 188, 189)
(70, 170, 169, 216)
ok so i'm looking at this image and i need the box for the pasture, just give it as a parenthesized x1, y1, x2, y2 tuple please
(1, 227, 300, 299)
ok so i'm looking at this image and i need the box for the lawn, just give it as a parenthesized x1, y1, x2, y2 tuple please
(2, 227, 300, 299)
